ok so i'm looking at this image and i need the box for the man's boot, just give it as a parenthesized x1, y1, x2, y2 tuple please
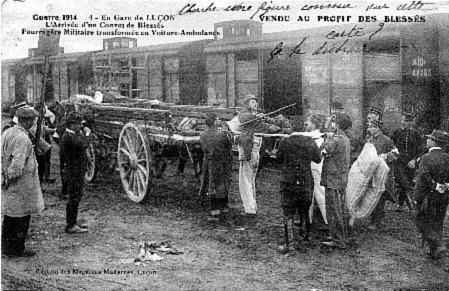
(294, 219, 309, 253)
(428, 240, 441, 260)
(405, 191, 416, 212)
(207, 210, 220, 223)
(278, 218, 294, 253)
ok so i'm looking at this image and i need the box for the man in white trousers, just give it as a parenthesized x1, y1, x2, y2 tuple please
(238, 136, 262, 216)
(237, 95, 266, 216)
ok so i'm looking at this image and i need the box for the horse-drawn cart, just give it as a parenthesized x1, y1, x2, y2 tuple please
(77, 102, 237, 203)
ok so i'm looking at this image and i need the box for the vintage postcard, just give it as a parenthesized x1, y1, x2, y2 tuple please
(1, 0, 449, 290)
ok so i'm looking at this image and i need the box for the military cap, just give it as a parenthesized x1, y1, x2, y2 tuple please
(16, 106, 38, 119)
(66, 112, 83, 125)
(369, 107, 383, 118)
(368, 119, 383, 129)
(403, 112, 415, 122)
(425, 129, 449, 144)
(243, 94, 258, 104)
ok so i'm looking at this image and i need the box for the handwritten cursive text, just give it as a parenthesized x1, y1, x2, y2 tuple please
(178, 3, 218, 15)
(250, 1, 290, 20)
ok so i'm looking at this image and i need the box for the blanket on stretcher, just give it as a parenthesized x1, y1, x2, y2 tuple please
(346, 143, 390, 226)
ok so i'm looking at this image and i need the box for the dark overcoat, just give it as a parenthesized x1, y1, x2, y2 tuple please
(415, 148, 449, 244)
(391, 128, 422, 165)
(60, 129, 88, 182)
(321, 131, 351, 190)
(199, 128, 232, 199)
(277, 134, 321, 196)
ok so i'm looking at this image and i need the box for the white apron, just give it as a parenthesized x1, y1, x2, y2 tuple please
(238, 136, 262, 214)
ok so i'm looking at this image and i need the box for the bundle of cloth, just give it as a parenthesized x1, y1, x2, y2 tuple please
(70, 94, 103, 105)
(172, 117, 198, 133)
(346, 143, 390, 226)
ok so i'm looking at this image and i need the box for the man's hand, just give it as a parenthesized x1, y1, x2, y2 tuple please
(255, 113, 265, 119)
(326, 131, 335, 139)
(407, 159, 416, 169)
(2, 173, 10, 190)
(250, 160, 259, 170)
(324, 115, 335, 130)
(83, 127, 91, 137)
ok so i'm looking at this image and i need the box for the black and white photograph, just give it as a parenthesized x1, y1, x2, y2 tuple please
(1, 0, 449, 289)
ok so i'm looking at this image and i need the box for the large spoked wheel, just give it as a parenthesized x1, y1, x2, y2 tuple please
(118, 123, 151, 203)
(84, 143, 97, 183)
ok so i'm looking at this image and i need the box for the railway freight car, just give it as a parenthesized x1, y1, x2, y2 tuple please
(206, 15, 449, 139)
(2, 14, 449, 140)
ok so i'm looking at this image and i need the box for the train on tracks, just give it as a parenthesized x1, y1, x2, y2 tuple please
(2, 16, 449, 201)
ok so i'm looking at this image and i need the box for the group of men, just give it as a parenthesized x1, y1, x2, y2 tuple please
(2, 95, 449, 262)
(199, 94, 449, 260)
(2, 105, 91, 257)
(2, 102, 57, 184)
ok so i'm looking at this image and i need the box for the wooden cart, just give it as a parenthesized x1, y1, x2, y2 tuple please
(78, 103, 237, 203)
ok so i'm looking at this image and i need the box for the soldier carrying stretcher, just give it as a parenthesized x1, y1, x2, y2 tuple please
(235, 94, 286, 217)
(277, 118, 321, 253)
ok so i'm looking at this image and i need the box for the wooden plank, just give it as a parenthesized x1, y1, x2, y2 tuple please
(91, 104, 169, 114)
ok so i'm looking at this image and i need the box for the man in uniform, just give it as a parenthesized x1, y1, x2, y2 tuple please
(55, 102, 76, 199)
(321, 113, 352, 249)
(33, 103, 56, 184)
(199, 113, 232, 222)
(365, 106, 384, 141)
(414, 129, 449, 259)
(2, 107, 45, 257)
(366, 120, 399, 230)
(277, 120, 321, 252)
(391, 113, 422, 211)
(61, 112, 90, 234)
(367, 106, 383, 124)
